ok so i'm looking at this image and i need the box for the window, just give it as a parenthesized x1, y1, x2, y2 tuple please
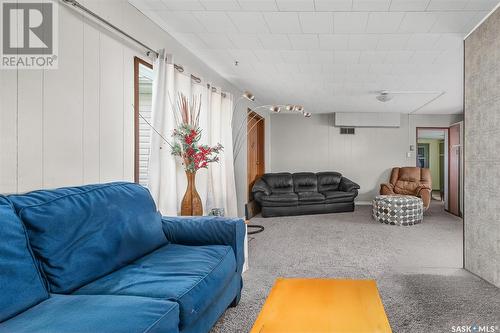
(134, 57, 153, 186)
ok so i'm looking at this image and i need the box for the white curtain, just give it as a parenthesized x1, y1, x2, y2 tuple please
(148, 50, 238, 217)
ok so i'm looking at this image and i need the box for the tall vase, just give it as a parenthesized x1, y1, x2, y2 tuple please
(181, 171, 203, 216)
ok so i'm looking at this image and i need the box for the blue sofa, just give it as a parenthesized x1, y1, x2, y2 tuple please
(0, 182, 245, 333)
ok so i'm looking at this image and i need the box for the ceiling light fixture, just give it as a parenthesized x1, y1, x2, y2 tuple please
(286, 105, 294, 111)
(271, 106, 281, 113)
(376, 91, 393, 102)
(303, 112, 312, 118)
(243, 91, 255, 102)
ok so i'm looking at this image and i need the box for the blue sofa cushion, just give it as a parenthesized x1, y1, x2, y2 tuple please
(8, 182, 167, 293)
(0, 294, 179, 333)
(0, 197, 48, 322)
(161, 216, 246, 275)
(74, 244, 237, 329)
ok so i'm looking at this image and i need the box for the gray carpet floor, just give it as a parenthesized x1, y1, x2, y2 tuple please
(211, 202, 500, 333)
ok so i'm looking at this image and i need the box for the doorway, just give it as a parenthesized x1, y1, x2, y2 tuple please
(416, 126, 462, 216)
(416, 128, 447, 206)
(247, 111, 265, 200)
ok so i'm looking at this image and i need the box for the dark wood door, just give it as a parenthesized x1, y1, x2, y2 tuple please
(247, 112, 265, 199)
(449, 123, 461, 216)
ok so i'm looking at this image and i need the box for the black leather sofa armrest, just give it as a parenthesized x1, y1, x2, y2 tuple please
(339, 177, 360, 193)
(252, 178, 272, 196)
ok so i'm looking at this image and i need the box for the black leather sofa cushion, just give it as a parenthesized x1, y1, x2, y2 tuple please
(322, 191, 356, 203)
(293, 173, 318, 193)
(317, 172, 342, 192)
(298, 192, 325, 204)
(258, 193, 298, 207)
(262, 173, 293, 194)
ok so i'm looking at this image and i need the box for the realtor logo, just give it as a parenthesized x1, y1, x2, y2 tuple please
(1, 0, 58, 69)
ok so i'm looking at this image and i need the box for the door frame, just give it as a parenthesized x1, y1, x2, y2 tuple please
(247, 111, 265, 199)
(448, 122, 463, 217)
(415, 127, 450, 210)
(133, 57, 153, 183)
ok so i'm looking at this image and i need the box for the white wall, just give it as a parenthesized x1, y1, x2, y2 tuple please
(269, 113, 462, 202)
(0, 0, 252, 216)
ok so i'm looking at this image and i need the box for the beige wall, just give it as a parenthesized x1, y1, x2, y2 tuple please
(464, 6, 500, 288)
(270, 113, 462, 202)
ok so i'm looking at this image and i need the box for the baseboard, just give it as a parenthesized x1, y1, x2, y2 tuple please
(355, 201, 372, 205)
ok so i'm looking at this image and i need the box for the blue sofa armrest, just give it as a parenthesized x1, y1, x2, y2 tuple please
(161, 216, 246, 274)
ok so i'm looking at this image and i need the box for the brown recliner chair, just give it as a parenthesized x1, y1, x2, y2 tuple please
(380, 167, 432, 210)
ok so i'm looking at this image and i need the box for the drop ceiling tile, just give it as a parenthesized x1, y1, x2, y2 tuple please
(227, 49, 259, 63)
(258, 34, 292, 49)
(429, 11, 476, 32)
(264, 12, 302, 33)
(140, 1, 168, 9)
(228, 12, 270, 33)
(289, 34, 320, 49)
(359, 50, 388, 63)
(464, 0, 499, 10)
(192, 12, 238, 33)
(308, 50, 335, 63)
(405, 33, 441, 49)
(322, 63, 347, 73)
(197, 33, 235, 48)
(370, 64, 394, 74)
(199, 0, 241, 10)
(254, 50, 285, 62)
(299, 12, 334, 33)
(462, 11, 490, 32)
(366, 12, 405, 33)
(162, 0, 205, 10)
(174, 32, 209, 49)
(319, 34, 350, 50)
(410, 51, 440, 63)
(333, 51, 361, 63)
(383, 50, 414, 63)
(314, 0, 353, 10)
(276, 0, 315, 11)
(389, 0, 431, 11)
(426, 0, 467, 11)
(238, 0, 279, 11)
(275, 63, 300, 73)
(377, 34, 411, 50)
(334, 12, 369, 33)
(348, 34, 379, 50)
(281, 50, 310, 63)
(398, 12, 439, 32)
(227, 34, 263, 49)
(155, 11, 207, 32)
(352, 0, 391, 11)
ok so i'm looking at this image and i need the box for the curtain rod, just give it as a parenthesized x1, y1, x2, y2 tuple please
(62, 0, 209, 89)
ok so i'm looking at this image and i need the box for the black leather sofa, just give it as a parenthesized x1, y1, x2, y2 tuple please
(252, 172, 360, 218)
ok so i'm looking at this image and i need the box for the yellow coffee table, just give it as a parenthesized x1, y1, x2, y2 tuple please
(250, 278, 392, 333)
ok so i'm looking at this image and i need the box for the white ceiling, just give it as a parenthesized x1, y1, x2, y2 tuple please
(129, 0, 498, 114)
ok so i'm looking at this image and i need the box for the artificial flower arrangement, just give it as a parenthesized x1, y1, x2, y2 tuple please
(169, 93, 223, 216)
(169, 94, 223, 173)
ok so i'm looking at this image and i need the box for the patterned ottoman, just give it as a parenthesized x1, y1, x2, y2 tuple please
(372, 195, 423, 226)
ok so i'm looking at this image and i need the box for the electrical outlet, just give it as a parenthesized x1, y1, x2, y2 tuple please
(407, 152, 412, 158)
